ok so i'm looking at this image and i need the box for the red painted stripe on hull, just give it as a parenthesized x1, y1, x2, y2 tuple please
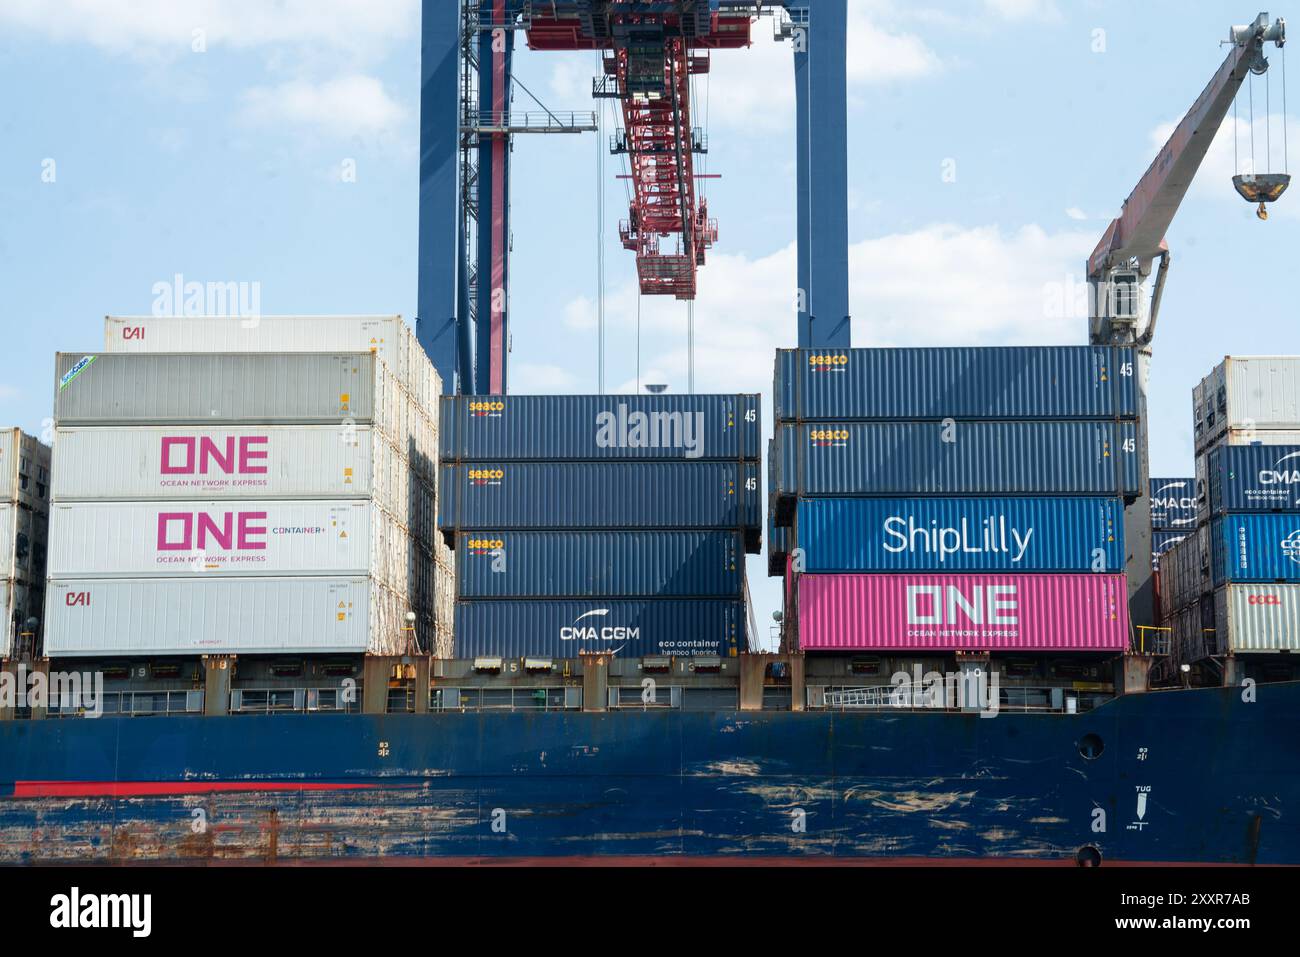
(11, 781, 406, 798)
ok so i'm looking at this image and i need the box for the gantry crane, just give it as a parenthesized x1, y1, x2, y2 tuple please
(1089, 12, 1288, 627)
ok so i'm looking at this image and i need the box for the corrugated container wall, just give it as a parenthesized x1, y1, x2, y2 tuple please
(1149, 477, 1197, 530)
(441, 394, 761, 461)
(456, 530, 744, 598)
(1206, 514, 1300, 585)
(773, 421, 1139, 518)
(1211, 584, 1300, 653)
(774, 346, 1138, 422)
(795, 497, 1125, 573)
(797, 573, 1130, 652)
(1158, 533, 1206, 621)
(1193, 357, 1300, 453)
(1152, 529, 1189, 570)
(1203, 445, 1300, 514)
(439, 461, 761, 541)
(454, 599, 745, 659)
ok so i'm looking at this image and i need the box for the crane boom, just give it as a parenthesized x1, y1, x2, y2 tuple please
(1088, 12, 1286, 345)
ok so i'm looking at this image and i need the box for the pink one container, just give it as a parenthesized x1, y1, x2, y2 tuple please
(797, 573, 1129, 652)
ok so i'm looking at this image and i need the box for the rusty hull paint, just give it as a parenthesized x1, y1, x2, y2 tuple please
(0, 683, 1298, 864)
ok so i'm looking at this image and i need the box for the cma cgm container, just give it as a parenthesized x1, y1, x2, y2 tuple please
(439, 461, 761, 541)
(1153, 529, 1189, 570)
(1205, 514, 1300, 585)
(46, 499, 433, 585)
(44, 577, 415, 656)
(454, 598, 745, 658)
(1210, 584, 1300, 653)
(772, 420, 1139, 518)
(104, 315, 440, 412)
(796, 573, 1130, 652)
(1202, 445, 1300, 514)
(1193, 356, 1300, 454)
(50, 425, 429, 504)
(774, 346, 1138, 423)
(441, 394, 760, 461)
(794, 497, 1124, 573)
(1149, 477, 1197, 530)
(457, 530, 743, 598)
(53, 353, 409, 427)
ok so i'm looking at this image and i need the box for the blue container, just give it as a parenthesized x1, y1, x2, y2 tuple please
(767, 514, 789, 578)
(772, 421, 1140, 520)
(1205, 446, 1300, 514)
(1149, 477, 1198, 530)
(454, 599, 746, 658)
(795, 496, 1125, 573)
(1152, 529, 1190, 570)
(1208, 514, 1300, 585)
(439, 461, 762, 539)
(774, 346, 1138, 422)
(440, 394, 760, 462)
(456, 530, 744, 598)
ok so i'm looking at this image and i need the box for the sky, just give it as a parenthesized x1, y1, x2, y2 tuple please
(2, 0, 1298, 649)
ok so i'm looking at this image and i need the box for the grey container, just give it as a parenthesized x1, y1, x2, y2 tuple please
(772, 420, 1140, 523)
(774, 346, 1138, 422)
(54, 353, 377, 425)
(1193, 356, 1300, 454)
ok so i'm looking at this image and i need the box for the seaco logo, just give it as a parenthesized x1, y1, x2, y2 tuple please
(468, 468, 504, 483)
(808, 353, 849, 371)
(161, 436, 268, 475)
(157, 511, 268, 551)
(65, 591, 91, 607)
(467, 538, 504, 552)
(469, 400, 505, 415)
(559, 609, 640, 644)
(1260, 450, 1300, 486)
(906, 583, 1019, 625)
(1282, 528, 1300, 566)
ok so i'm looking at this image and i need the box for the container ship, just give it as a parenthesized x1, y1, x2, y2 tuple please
(2, 6, 1298, 867)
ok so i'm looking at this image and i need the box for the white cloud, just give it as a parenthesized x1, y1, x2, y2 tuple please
(0, 0, 417, 59)
(240, 75, 406, 139)
(982, 0, 1063, 23)
(511, 363, 582, 392)
(1065, 207, 1088, 220)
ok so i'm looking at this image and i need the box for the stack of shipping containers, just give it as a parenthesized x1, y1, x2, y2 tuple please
(1160, 357, 1300, 673)
(1148, 476, 1195, 618)
(768, 346, 1137, 662)
(1, 429, 52, 657)
(438, 395, 762, 659)
(44, 316, 453, 659)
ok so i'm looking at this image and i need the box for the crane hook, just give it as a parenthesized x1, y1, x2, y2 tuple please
(1258, 202, 1270, 220)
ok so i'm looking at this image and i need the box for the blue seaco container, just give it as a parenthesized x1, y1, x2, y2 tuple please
(773, 346, 1139, 423)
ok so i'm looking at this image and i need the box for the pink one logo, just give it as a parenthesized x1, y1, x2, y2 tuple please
(157, 511, 268, 551)
(161, 436, 269, 475)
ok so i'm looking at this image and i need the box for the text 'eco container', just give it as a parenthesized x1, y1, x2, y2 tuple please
(797, 573, 1129, 652)
(1149, 477, 1198, 530)
(1206, 514, 1300, 585)
(795, 497, 1125, 573)
(773, 420, 1139, 515)
(457, 530, 743, 598)
(774, 346, 1138, 422)
(1204, 445, 1300, 514)
(439, 461, 761, 537)
(454, 599, 745, 659)
(441, 394, 760, 462)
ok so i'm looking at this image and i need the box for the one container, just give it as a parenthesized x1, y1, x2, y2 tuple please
(456, 530, 744, 598)
(774, 346, 1138, 423)
(104, 315, 440, 412)
(46, 500, 435, 584)
(438, 461, 762, 536)
(1206, 514, 1300, 585)
(1152, 529, 1189, 571)
(1193, 357, 1300, 454)
(1210, 583, 1300, 653)
(44, 577, 413, 656)
(795, 497, 1125, 573)
(50, 425, 432, 503)
(797, 572, 1130, 652)
(453, 598, 745, 659)
(1149, 477, 1197, 530)
(441, 394, 760, 462)
(1202, 445, 1300, 515)
(772, 420, 1139, 517)
(55, 353, 397, 427)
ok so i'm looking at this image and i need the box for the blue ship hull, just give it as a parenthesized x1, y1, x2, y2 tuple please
(1, 682, 1296, 864)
